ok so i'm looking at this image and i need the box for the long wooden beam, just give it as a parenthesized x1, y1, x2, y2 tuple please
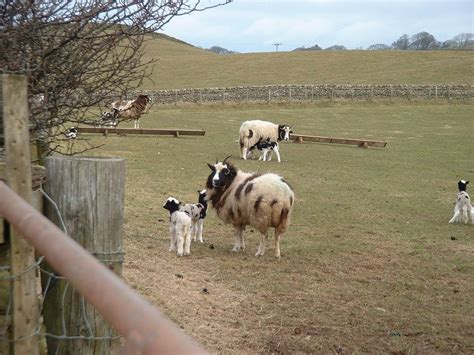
(76, 127, 205, 136)
(290, 133, 387, 148)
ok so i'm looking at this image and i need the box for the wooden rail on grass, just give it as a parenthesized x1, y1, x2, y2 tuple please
(290, 133, 387, 148)
(77, 127, 205, 137)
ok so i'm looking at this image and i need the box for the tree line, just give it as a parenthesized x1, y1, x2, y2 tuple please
(293, 32, 473, 51)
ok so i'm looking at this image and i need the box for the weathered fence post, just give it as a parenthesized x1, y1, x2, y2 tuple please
(42, 156, 125, 355)
(435, 85, 438, 100)
(447, 86, 451, 101)
(2, 74, 40, 355)
(174, 90, 178, 106)
(289, 86, 292, 102)
(268, 88, 271, 103)
(311, 85, 314, 101)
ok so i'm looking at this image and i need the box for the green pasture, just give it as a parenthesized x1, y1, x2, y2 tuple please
(82, 101, 473, 353)
(143, 36, 474, 89)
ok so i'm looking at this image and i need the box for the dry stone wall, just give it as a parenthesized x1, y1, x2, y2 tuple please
(130, 84, 473, 105)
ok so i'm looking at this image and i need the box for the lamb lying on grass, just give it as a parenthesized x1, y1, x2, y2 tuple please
(449, 180, 473, 224)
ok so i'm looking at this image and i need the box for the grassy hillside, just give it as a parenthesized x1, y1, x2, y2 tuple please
(142, 35, 474, 90)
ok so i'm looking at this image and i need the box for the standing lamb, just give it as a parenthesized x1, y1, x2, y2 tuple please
(180, 200, 205, 243)
(449, 180, 473, 224)
(239, 120, 292, 160)
(163, 197, 192, 256)
(248, 139, 281, 162)
(205, 156, 295, 257)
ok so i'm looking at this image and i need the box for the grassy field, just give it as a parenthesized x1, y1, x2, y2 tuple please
(142, 36, 474, 89)
(82, 101, 473, 353)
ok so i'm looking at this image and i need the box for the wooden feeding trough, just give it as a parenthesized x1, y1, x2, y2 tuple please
(290, 133, 387, 148)
(76, 127, 205, 137)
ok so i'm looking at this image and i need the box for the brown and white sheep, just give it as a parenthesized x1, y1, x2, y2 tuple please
(205, 157, 295, 257)
(109, 94, 150, 128)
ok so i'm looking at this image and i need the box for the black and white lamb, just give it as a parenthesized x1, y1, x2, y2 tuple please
(180, 196, 206, 243)
(248, 138, 281, 162)
(449, 180, 473, 224)
(206, 156, 295, 257)
(239, 120, 292, 160)
(163, 197, 192, 256)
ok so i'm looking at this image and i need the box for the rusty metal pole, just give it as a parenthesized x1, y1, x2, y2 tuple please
(0, 181, 208, 355)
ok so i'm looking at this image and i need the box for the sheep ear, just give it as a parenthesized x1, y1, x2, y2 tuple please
(207, 163, 215, 171)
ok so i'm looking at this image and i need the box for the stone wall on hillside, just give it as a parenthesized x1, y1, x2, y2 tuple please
(127, 84, 473, 105)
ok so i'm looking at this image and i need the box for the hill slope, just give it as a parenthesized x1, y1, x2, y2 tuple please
(142, 35, 474, 90)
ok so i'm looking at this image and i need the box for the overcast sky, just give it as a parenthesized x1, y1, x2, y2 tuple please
(160, 0, 473, 52)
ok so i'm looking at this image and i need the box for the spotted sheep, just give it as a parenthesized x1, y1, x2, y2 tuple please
(239, 120, 292, 161)
(449, 180, 473, 224)
(104, 94, 150, 129)
(248, 138, 281, 162)
(206, 156, 295, 257)
(163, 197, 192, 256)
(180, 192, 207, 243)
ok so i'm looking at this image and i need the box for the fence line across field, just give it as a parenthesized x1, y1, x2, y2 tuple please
(127, 84, 473, 105)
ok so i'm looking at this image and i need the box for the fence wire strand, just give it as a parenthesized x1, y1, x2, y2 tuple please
(0, 186, 123, 352)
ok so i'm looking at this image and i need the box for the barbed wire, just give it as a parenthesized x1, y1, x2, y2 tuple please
(0, 183, 123, 352)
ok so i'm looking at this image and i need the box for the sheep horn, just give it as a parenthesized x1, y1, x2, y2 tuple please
(222, 155, 232, 163)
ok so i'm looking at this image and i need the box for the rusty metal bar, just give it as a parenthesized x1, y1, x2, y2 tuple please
(0, 181, 207, 355)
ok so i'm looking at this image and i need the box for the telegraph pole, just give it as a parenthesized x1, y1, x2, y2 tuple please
(273, 42, 282, 52)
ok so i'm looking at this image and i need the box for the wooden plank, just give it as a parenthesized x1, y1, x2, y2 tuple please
(42, 156, 125, 354)
(2, 74, 39, 355)
(290, 133, 387, 148)
(76, 127, 206, 136)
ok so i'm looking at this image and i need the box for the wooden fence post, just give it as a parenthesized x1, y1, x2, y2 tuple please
(2, 74, 40, 355)
(42, 156, 125, 355)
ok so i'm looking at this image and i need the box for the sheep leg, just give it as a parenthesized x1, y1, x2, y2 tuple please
(242, 147, 248, 160)
(232, 225, 245, 252)
(196, 219, 204, 243)
(169, 225, 177, 252)
(184, 225, 191, 256)
(274, 148, 281, 163)
(274, 233, 281, 258)
(255, 232, 268, 256)
(462, 209, 468, 224)
(449, 210, 460, 223)
(176, 228, 184, 256)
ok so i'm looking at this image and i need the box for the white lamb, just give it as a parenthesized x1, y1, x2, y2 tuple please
(239, 120, 292, 160)
(449, 180, 474, 224)
(163, 197, 192, 256)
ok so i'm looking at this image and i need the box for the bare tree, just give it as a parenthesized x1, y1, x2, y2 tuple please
(391, 34, 410, 50)
(0, 0, 231, 157)
(451, 33, 474, 49)
(409, 31, 437, 50)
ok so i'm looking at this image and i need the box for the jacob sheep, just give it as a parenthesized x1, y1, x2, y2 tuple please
(239, 120, 292, 160)
(449, 180, 474, 224)
(248, 139, 281, 162)
(108, 94, 150, 128)
(206, 156, 295, 257)
(163, 197, 192, 256)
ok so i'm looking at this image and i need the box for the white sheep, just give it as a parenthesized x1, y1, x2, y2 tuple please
(163, 197, 192, 256)
(239, 120, 292, 160)
(449, 180, 473, 224)
(205, 157, 295, 258)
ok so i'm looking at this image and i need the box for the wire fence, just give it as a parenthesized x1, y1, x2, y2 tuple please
(0, 181, 122, 354)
